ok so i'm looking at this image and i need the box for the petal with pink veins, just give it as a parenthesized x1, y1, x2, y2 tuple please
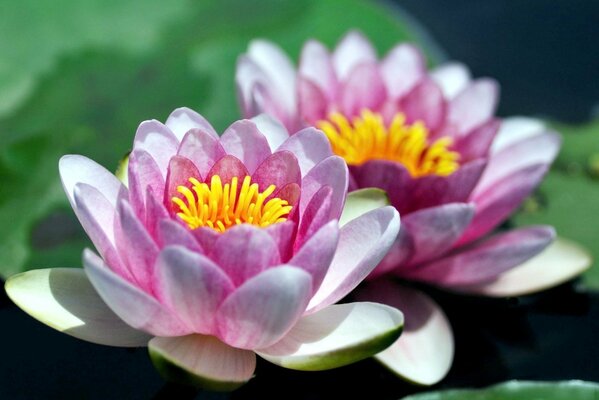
(132, 120, 179, 174)
(251, 151, 301, 193)
(206, 155, 250, 183)
(399, 78, 446, 132)
(355, 281, 453, 386)
(149, 335, 256, 391)
(216, 266, 312, 349)
(381, 43, 426, 99)
(300, 156, 348, 221)
(165, 107, 218, 140)
(296, 186, 333, 249)
(5, 268, 151, 347)
(83, 249, 191, 337)
(453, 119, 501, 162)
(278, 128, 333, 177)
(128, 149, 165, 219)
(220, 120, 272, 174)
(340, 62, 387, 118)
(177, 129, 226, 178)
(307, 206, 400, 313)
(298, 77, 330, 124)
(447, 78, 499, 136)
(157, 219, 203, 252)
(256, 302, 403, 371)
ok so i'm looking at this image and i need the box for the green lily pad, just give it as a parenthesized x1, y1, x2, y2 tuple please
(401, 380, 599, 399)
(512, 119, 599, 289)
(0, 0, 440, 278)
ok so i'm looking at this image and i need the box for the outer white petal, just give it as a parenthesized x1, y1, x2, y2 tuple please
(491, 116, 546, 154)
(5, 268, 151, 347)
(250, 113, 290, 151)
(149, 335, 256, 391)
(256, 302, 403, 370)
(339, 188, 390, 227)
(453, 237, 592, 297)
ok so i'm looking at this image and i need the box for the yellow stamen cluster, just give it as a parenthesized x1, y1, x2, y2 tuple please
(317, 110, 460, 177)
(172, 175, 292, 233)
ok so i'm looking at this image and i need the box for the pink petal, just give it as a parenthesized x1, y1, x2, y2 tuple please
(307, 206, 400, 313)
(369, 231, 413, 279)
(163, 155, 202, 214)
(210, 225, 280, 287)
(333, 30, 377, 81)
(216, 266, 312, 349)
(355, 281, 453, 385)
(299, 39, 336, 101)
(298, 77, 330, 124)
(491, 117, 546, 154)
(177, 128, 226, 178)
(402, 203, 475, 267)
(165, 107, 218, 140)
(278, 128, 333, 177)
(128, 149, 165, 220)
(143, 187, 169, 239)
(300, 156, 348, 222)
(83, 249, 191, 337)
(265, 221, 297, 262)
(296, 186, 333, 250)
(453, 118, 501, 162)
(251, 151, 301, 193)
(381, 43, 426, 99)
(132, 120, 179, 174)
(250, 114, 290, 151)
(447, 78, 499, 136)
(206, 155, 251, 183)
(115, 200, 159, 293)
(289, 220, 339, 295)
(431, 62, 471, 99)
(149, 335, 256, 391)
(154, 246, 235, 335)
(399, 78, 447, 132)
(157, 219, 203, 252)
(59, 154, 126, 210)
(406, 226, 555, 286)
(462, 163, 549, 243)
(340, 62, 387, 118)
(220, 120, 272, 174)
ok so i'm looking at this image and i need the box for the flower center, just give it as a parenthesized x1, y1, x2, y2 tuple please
(171, 175, 292, 233)
(317, 110, 460, 177)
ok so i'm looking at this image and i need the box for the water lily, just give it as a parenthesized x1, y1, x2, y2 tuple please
(236, 31, 592, 385)
(5, 108, 403, 390)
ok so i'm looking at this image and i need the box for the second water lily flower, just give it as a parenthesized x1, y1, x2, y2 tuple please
(236, 31, 592, 385)
(5, 108, 402, 390)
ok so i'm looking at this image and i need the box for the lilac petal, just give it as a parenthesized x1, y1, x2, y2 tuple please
(83, 249, 191, 337)
(491, 117, 546, 154)
(265, 221, 297, 262)
(381, 43, 426, 99)
(210, 225, 280, 287)
(128, 149, 165, 220)
(73, 183, 130, 281)
(399, 78, 447, 132)
(431, 62, 472, 99)
(340, 62, 387, 118)
(406, 226, 555, 286)
(154, 246, 235, 335)
(453, 118, 501, 162)
(256, 302, 403, 371)
(177, 129, 226, 178)
(144, 187, 169, 238)
(250, 114, 290, 152)
(115, 200, 159, 293)
(220, 120, 272, 174)
(448, 78, 499, 136)
(206, 155, 250, 183)
(453, 237, 591, 297)
(149, 335, 256, 391)
(6, 268, 152, 347)
(355, 281, 453, 385)
(247, 39, 297, 114)
(252, 151, 301, 193)
(192, 227, 220, 253)
(278, 127, 333, 177)
(296, 186, 333, 250)
(157, 219, 203, 252)
(163, 155, 201, 214)
(474, 132, 560, 196)
(133, 120, 179, 174)
(299, 39, 336, 100)
(290, 220, 339, 294)
(300, 156, 348, 222)
(403, 203, 475, 267)
(298, 76, 330, 124)
(307, 206, 400, 314)
(333, 30, 377, 81)
(165, 107, 218, 140)
(351, 160, 413, 214)
(462, 163, 549, 243)
(216, 266, 312, 349)
(60, 154, 126, 210)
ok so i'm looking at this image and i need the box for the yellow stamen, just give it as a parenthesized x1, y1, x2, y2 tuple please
(172, 175, 292, 233)
(317, 110, 460, 177)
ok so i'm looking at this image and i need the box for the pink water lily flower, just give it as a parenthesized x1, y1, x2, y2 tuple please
(5, 108, 403, 390)
(237, 31, 592, 385)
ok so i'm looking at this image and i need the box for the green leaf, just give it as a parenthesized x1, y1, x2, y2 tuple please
(0, 0, 440, 278)
(512, 119, 599, 289)
(401, 380, 599, 399)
